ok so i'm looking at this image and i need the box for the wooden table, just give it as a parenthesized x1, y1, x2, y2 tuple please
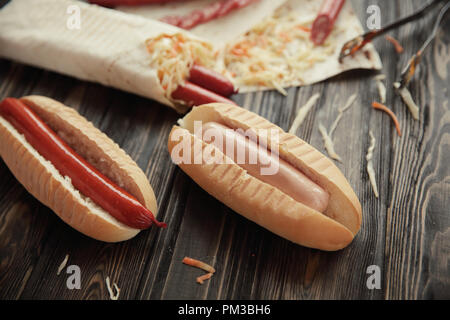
(0, 0, 449, 300)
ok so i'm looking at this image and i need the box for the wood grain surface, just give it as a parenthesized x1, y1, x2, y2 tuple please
(0, 0, 449, 300)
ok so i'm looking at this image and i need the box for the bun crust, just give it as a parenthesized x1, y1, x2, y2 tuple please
(0, 96, 158, 242)
(168, 103, 362, 250)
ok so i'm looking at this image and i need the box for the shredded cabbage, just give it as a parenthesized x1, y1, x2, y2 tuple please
(145, 33, 218, 101)
(224, 5, 339, 93)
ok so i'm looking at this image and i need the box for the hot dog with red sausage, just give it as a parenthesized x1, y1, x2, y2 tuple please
(0, 96, 165, 242)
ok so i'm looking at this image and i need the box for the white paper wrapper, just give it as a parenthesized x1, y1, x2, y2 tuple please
(118, 0, 382, 93)
(223, 0, 382, 93)
(0, 0, 198, 112)
(118, 0, 288, 48)
(284, 0, 382, 85)
(0, 0, 381, 110)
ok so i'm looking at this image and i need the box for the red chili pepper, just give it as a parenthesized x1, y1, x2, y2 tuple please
(0, 98, 166, 230)
(171, 81, 237, 107)
(188, 64, 236, 98)
(310, 0, 346, 45)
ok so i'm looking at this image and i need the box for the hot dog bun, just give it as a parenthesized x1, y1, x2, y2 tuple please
(168, 103, 362, 251)
(0, 96, 158, 242)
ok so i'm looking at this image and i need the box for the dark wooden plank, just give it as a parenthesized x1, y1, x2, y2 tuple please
(382, 0, 450, 299)
(0, 0, 448, 300)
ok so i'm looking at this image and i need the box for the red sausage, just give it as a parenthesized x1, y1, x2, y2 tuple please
(188, 64, 236, 98)
(178, 11, 205, 30)
(0, 98, 166, 230)
(171, 81, 237, 107)
(310, 0, 346, 45)
(160, 0, 259, 30)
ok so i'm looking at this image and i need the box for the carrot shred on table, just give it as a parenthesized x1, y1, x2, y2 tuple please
(182, 257, 216, 273)
(385, 35, 404, 53)
(372, 102, 402, 137)
(196, 272, 213, 285)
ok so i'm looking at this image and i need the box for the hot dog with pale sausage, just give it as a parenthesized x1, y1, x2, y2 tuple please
(168, 103, 362, 251)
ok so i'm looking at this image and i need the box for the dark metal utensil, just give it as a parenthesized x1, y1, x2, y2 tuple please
(398, 1, 450, 88)
(338, 0, 445, 63)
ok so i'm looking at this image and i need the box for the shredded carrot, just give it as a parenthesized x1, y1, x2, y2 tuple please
(372, 102, 402, 137)
(230, 40, 254, 57)
(257, 36, 268, 48)
(145, 41, 154, 53)
(169, 48, 178, 58)
(276, 43, 287, 54)
(182, 257, 216, 273)
(231, 48, 248, 56)
(278, 31, 292, 43)
(385, 35, 404, 53)
(296, 25, 311, 32)
(196, 272, 213, 285)
(173, 41, 182, 53)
